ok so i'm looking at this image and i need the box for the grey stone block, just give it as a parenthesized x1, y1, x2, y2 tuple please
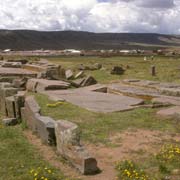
(36, 116, 56, 145)
(55, 120, 98, 174)
(2, 118, 18, 126)
(5, 96, 16, 118)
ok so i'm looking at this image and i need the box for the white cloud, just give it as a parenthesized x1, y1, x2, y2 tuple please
(0, 0, 180, 34)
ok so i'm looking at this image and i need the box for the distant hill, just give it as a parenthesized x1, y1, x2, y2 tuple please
(0, 30, 180, 50)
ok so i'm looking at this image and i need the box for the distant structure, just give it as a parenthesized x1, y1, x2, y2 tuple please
(63, 49, 81, 55)
(3, 49, 12, 52)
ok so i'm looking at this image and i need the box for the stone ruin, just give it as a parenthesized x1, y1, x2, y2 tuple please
(2, 58, 180, 175)
(0, 58, 99, 175)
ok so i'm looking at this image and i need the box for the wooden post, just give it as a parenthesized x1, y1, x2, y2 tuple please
(151, 65, 156, 76)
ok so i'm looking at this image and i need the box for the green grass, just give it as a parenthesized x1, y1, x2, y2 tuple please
(34, 93, 180, 144)
(46, 56, 180, 84)
(0, 117, 77, 180)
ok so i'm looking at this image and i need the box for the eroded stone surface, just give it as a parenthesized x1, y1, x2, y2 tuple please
(157, 106, 180, 118)
(2, 118, 18, 126)
(26, 78, 70, 92)
(55, 120, 98, 174)
(23, 96, 56, 145)
(0, 67, 37, 78)
(44, 87, 144, 113)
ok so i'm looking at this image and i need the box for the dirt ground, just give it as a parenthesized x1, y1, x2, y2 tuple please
(23, 128, 180, 180)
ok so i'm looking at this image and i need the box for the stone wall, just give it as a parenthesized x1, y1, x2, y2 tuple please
(0, 83, 98, 174)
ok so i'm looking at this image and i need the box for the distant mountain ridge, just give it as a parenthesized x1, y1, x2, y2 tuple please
(0, 30, 179, 50)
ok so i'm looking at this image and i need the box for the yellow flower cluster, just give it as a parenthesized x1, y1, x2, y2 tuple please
(156, 144, 180, 161)
(29, 167, 55, 180)
(115, 160, 151, 180)
(46, 101, 65, 108)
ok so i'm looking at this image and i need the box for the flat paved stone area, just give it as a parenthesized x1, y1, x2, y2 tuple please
(0, 67, 37, 77)
(43, 88, 144, 113)
(108, 83, 160, 98)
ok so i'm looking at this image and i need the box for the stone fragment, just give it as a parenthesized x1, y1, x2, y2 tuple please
(45, 65, 65, 80)
(35, 116, 56, 145)
(65, 69, 74, 80)
(81, 76, 97, 87)
(93, 63, 102, 70)
(7, 59, 28, 64)
(75, 71, 84, 79)
(0, 67, 37, 78)
(24, 96, 41, 132)
(5, 96, 16, 118)
(14, 91, 26, 119)
(71, 78, 85, 87)
(157, 106, 180, 118)
(2, 62, 22, 68)
(111, 66, 125, 75)
(0, 85, 18, 115)
(55, 120, 98, 174)
(2, 118, 18, 126)
(26, 79, 70, 92)
(12, 78, 27, 89)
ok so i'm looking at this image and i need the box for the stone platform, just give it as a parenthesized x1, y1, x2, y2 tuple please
(44, 86, 144, 113)
(0, 67, 37, 78)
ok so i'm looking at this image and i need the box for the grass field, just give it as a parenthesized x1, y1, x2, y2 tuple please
(46, 55, 180, 84)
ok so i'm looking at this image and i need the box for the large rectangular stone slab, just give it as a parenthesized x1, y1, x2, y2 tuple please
(26, 79, 70, 92)
(44, 87, 144, 113)
(24, 96, 41, 132)
(0, 67, 37, 78)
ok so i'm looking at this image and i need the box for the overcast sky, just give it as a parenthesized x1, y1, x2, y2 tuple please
(0, 0, 180, 34)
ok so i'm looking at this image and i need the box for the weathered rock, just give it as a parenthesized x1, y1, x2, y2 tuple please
(65, 69, 74, 80)
(23, 96, 56, 145)
(55, 120, 98, 174)
(26, 79, 38, 92)
(93, 63, 102, 70)
(157, 106, 180, 118)
(14, 91, 26, 119)
(75, 71, 84, 79)
(35, 116, 56, 145)
(7, 59, 28, 64)
(81, 76, 97, 87)
(111, 66, 125, 75)
(0, 85, 18, 115)
(26, 79, 70, 92)
(2, 118, 18, 126)
(45, 65, 65, 80)
(23, 64, 47, 72)
(12, 78, 27, 89)
(5, 96, 16, 118)
(0, 67, 37, 78)
(24, 96, 41, 132)
(71, 78, 85, 87)
(78, 64, 87, 70)
(2, 62, 22, 68)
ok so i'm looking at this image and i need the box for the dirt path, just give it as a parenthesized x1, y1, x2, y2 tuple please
(23, 129, 180, 180)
